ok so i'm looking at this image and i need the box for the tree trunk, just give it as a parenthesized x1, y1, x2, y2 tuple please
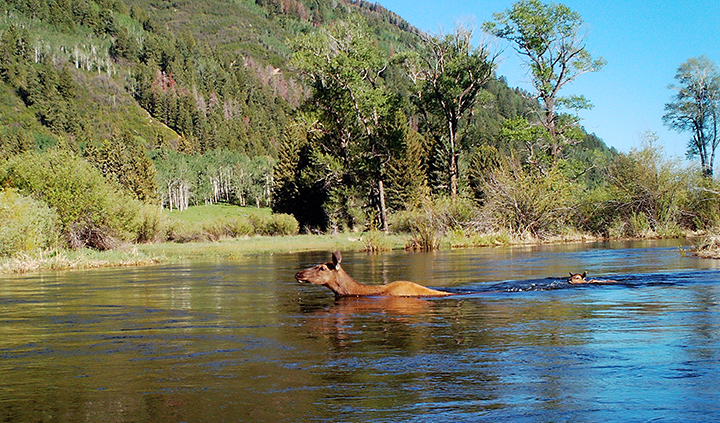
(449, 153, 458, 198)
(449, 119, 459, 198)
(378, 179, 388, 233)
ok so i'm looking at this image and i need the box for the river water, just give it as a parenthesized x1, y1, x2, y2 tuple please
(2, 240, 720, 422)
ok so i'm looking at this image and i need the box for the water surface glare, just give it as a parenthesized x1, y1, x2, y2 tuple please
(2, 240, 720, 422)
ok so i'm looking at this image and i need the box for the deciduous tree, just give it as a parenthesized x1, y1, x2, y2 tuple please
(663, 55, 720, 177)
(484, 0, 605, 159)
(290, 17, 400, 231)
(407, 25, 496, 198)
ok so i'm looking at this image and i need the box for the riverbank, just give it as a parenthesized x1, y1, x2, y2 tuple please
(0, 232, 405, 274)
(0, 230, 707, 275)
(693, 234, 720, 259)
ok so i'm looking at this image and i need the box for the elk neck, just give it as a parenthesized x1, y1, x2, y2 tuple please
(330, 266, 385, 297)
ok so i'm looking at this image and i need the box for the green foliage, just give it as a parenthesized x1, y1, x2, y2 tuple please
(385, 118, 429, 209)
(391, 196, 482, 250)
(407, 25, 496, 197)
(604, 136, 688, 231)
(249, 213, 299, 236)
(0, 124, 36, 159)
(358, 229, 393, 252)
(287, 17, 410, 231)
(271, 120, 331, 230)
(0, 188, 59, 256)
(1, 149, 143, 249)
(0, 0, 625, 246)
(576, 133, 690, 237)
(466, 143, 501, 202)
(153, 148, 275, 210)
(135, 203, 169, 243)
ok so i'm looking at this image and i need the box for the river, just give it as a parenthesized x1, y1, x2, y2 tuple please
(1, 240, 720, 422)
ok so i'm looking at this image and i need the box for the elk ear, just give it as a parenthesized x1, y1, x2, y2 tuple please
(569, 272, 574, 277)
(582, 271, 587, 278)
(332, 251, 342, 267)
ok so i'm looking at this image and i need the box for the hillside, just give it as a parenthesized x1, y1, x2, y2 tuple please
(0, 0, 580, 153)
(0, 0, 436, 158)
(0, 0, 621, 246)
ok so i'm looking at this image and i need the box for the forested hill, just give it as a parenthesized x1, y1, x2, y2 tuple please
(0, 0, 614, 231)
(0, 0, 426, 158)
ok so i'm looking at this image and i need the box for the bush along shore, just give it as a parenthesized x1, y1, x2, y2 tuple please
(0, 197, 708, 275)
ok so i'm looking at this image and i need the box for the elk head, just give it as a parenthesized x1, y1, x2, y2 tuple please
(568, 272, 588, 284)
(295, 251, 344, 286)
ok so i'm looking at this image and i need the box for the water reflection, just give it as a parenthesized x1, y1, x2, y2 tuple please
(1, 240, 720, 422)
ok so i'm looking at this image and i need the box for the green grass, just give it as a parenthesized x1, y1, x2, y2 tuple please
(136, 232, 409, 261)
(165, 203, 270, 224)
(0, 204, 409, 274)
(0, 231, 411, 274)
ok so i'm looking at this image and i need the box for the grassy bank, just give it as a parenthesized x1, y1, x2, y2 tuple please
(136, 232, 410, 261)
(0, 230, 702, 275)
(0, 202, 706, 275)
(0, 228, 623, 275)
(0, 232, 410, 274)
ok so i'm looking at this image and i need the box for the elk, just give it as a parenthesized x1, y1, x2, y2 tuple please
(295, 251, 454, 298)
(568, 272, 618, 285)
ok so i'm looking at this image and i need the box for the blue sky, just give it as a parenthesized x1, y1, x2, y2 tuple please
(378, 0, 720, 159)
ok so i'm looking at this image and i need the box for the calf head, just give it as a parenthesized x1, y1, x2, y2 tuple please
(568, 272, 588, 284)
(295, 251, 343, 286)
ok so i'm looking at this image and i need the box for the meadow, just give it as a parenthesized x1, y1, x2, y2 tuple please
(0, 204, 405, 274)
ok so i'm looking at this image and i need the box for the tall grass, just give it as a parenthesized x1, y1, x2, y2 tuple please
(165, 205, 299, 242)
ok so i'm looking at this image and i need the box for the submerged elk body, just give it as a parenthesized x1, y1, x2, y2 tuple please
(295, 251, 453, 297)
(568, 272, 618, 285)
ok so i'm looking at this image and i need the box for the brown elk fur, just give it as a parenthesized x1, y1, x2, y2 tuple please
(295, 251, 454, 298)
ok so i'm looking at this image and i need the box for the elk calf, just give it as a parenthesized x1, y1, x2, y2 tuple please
(568, 272, 618, 285)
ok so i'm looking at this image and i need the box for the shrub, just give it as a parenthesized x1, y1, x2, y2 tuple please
(0, 189, 59, 256)
(573, 185, 614, 236)
(1, 149, 144, 249)
(390, 196, 483, 251)
(401, 208, 442, 251)
(222, 216, 255, 237)
(482, 158, 577, 238)
(251, 213, 300, 236)
(681, 175, 720, 231)
(583, 137, 691, 238)
(166, 220, 207, 243)
(359, 229, 392, 252)
(136, 204, 169, 243)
